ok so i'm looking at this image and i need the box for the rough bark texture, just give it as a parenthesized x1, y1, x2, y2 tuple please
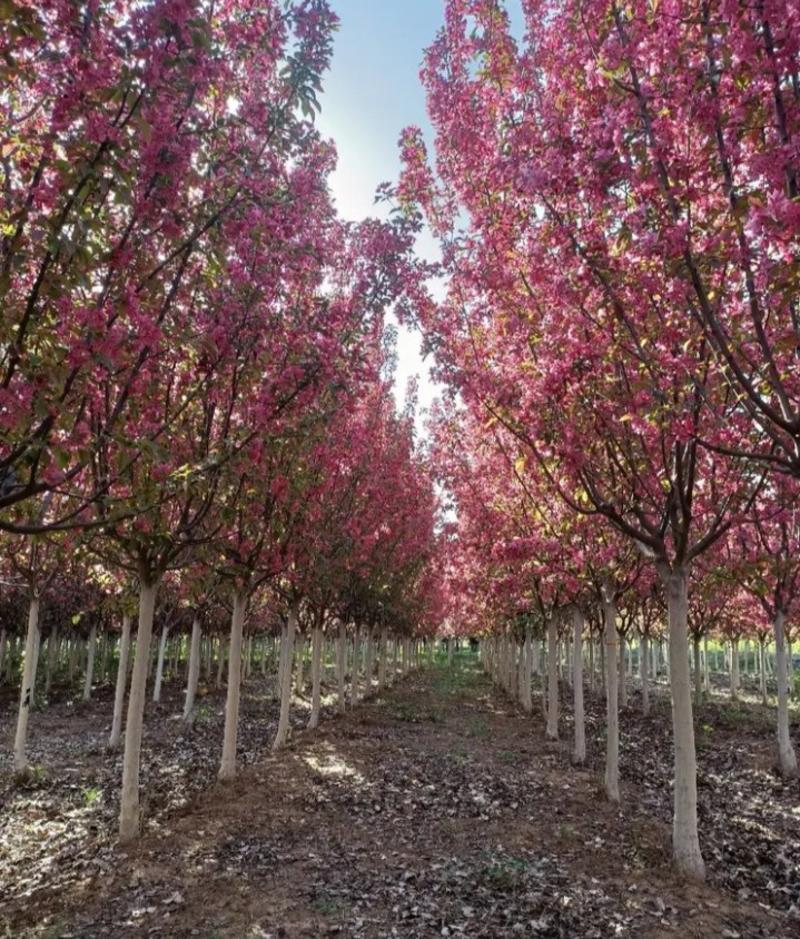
(119, 578, 159, 842)
(521, 626, 533, 713)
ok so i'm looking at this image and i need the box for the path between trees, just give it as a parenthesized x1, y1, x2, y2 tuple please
(2, 659, 792, 938)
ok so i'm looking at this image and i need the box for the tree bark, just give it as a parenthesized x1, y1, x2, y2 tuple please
(351, 625, 361, 704)
(731, 638, 740, 699)
(308, 625, 323, 730)
(773, 609, 798, 778)
(702, 635, 710, 694)
(572, 608, 586, 764)
(183, 616, 202, 723)
(546, 616, 559, 740)
(641, 632, 650, 716)
(13, 594, 41, 774)
(273, 603, 297, 750)
(617, 634, 627, 709)
(44, 625, 58, 697)
(521, 625, 533, 713)
(661, 565, 705, 882)
(109, 614, 132, 750)
(336, 621, 347, 711)
(83, 624, 97, 702)
(0, 628, 7, 686)
(219, 591, 247, 780)
(378, 626, 388, 690)
(759, 637, 768, 705)
(152, 623, 168, 704)
(601, 586, 620, 803)
(119, 578, 159, 842)
(693, 635, 702, 707)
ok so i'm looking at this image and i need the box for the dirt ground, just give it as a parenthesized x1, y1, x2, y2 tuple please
(1, 656, 799, 938)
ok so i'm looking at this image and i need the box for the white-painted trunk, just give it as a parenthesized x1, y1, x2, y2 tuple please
(273, 604, 297, 750)
(219, 592, 247, 780)
(759, 638, 768, 705)
(13, 595, 41, 774)
(215, 637, 226, 689)
(109, 614, 132, 750)
(618, 635, 627, 709)
(601, 588, 620, 803)
(119, 578, 159, 842)
(152, 624, 168, 703)
(702, 635, 710, 694)
(573, 608, 586, 765)
(83, 624, 97, 702)
(661, 566, 705, 881)
(731, 638, 740, 699)
(546, 617, 559, 740)
(183, 616, 202, 722)
(308, 626, 323, 730)
(773, 610, 798, 778)
(351, 626, 361, 704)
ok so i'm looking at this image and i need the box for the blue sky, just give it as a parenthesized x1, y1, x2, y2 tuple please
(317, 0, 524, 423)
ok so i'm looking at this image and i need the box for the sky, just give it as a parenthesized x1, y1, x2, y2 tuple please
(317, 0, 524, 426)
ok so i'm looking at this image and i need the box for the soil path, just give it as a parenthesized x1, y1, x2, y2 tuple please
(2, 659, 793, 938)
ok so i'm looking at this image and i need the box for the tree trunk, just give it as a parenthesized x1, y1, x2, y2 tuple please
(109, 615, 133, 750)
(219, 591, 247, 780)
(731, 638, 740, 699)
(521, 626, 533, 713)
(759, 637, 768, 705)
(378, 626, 388, 691)
(44, 625, 58, 697)
(692, 635, 702, 708)
(364, 627, 375, 698)
(617, 634, 627, 709)
(336, 621, 347, 711)
(601, 587, 620, 802)
(215, 637, 226, 689)
(773, 609, 798, 778)
(351, 626, 361, 704)
(641, 632, 650, 716)
(119, 578, 159, 842)
(13, 595, 41, 774)
(661, 565, 705, 882)
(294, 637, 305, 697)
(273, 604, 297, 750)
(0, 628, 7, 686)
(702, 635, 710, 694)
(308, 625, 323, 730)
(546, 616, 559, 740)
(572, 608, 586, 765)
(152, 624, 168, 704)
(183, 616, 202, 723)
(83, 624, 97, 702)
